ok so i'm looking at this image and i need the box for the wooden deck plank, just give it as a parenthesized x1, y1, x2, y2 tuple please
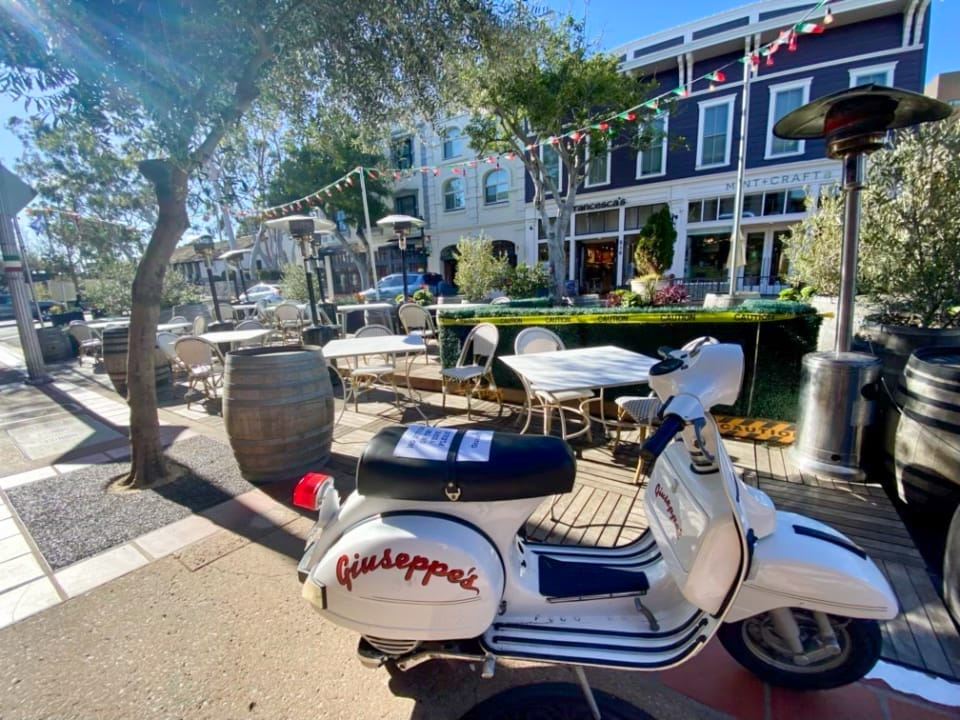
(879, 559, 927, 670)
(905, 564, 960, 678)
(882, 562, 955, 677)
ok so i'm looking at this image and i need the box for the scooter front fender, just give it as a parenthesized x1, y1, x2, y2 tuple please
(725, 511, 898, 623)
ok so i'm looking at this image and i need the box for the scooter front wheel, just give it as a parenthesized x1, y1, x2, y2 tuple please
(718, 609, 882, 690)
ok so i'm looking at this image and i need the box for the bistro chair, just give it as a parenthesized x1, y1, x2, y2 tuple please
(614, 395, 663, 484)
(513, 326, 592, 443)
(440, 322, 503, 420)
(397, 302, 437, 362)
(173, 336, 225, 409)
(273, 302, 303, 344)
(233, 319, 269, 348)
(168, 316, 190, 335)
(157, 331, 188, 380)
(348, 324, 399, 411)
(216, 303, 237, 322)
(192, 314, 208, 336)
(65, 322, 102, 367)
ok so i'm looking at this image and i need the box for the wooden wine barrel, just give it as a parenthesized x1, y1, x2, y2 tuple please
(223, 345, 335, 484)
(37, 326, 75, 363)
(101, 326, 171, 398)
(893, 346, 960, 509)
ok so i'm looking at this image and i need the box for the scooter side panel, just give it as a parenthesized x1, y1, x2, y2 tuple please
(724, 510, 899, 622)
(304, 515, 504, 640)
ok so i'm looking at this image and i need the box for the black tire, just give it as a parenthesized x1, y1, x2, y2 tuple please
(944, 504, 960, 628)
(718, 610, 882, 691)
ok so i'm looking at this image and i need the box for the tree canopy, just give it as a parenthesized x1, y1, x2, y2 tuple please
(459, 7, 667, 298)
(0, 0, 501, 488)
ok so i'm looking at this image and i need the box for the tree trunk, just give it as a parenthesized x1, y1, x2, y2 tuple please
(117, 158, 190, 489)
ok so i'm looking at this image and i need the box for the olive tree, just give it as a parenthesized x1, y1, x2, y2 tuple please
(785, 114, 960, 328)
(459, 8, 666, 300)
(0, 0, 497, 488)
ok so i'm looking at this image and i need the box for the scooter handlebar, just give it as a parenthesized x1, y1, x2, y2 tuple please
(640, 414, 685, 466)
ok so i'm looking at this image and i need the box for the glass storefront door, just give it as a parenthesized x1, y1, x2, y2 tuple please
(577, 239, 616, 294)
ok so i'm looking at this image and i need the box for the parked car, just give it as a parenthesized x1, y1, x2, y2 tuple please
(359, 272, 443, 302)
(238, 283, 282, 303)
(0, 294, 60, 321)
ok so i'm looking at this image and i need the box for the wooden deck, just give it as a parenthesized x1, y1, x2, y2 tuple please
(324, 380, 960, 682)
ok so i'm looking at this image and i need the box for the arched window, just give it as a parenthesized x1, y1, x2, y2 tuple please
(442, 127, 464, 160)
(484, 169, 509, 204)
(444, 178, 465, 211)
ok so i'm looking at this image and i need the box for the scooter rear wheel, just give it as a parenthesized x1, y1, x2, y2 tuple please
(718, 610, 882, 690)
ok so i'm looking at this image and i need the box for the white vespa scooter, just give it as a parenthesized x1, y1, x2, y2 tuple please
(295, 341, 897, 701)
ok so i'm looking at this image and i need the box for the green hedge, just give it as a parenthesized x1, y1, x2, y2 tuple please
(437, 300, 821, 421)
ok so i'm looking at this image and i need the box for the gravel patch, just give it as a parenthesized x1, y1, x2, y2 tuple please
(6, 435, 256, 569)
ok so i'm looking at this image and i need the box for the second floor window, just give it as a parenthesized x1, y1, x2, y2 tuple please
(850, 62, 896, 87)
(393, 137, 413, 169)
(540, 144, 562, 193)
(394, 194, 418, 218)
(697, 96, 734, 168)
(637, 115, 667, 178)
(442, 127, 464, 159)
(484, 169, 509, 204)
(444, 178, 465, 211)
(767, 79, 811, 158)
(586, 138, 610, 187)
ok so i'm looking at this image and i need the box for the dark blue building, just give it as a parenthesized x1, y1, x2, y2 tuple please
(524, 0, 931, 296)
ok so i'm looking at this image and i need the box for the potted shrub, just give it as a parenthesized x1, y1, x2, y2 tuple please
(630, 206, 676, 296)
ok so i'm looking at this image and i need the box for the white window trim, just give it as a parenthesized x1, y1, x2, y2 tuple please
(848, 61, 897, 88)
(443, 178, 465, 212)
(636, 114, 668, 179)
(483, 168, 510, 205)
(540, 144, 563, 195)
(765, 78, 812, 160)
(585, 137, 611, 188)
(442, 127, 463, 160)
(696, 94, 735, 170)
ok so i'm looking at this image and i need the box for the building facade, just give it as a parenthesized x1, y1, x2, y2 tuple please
(381, 0, 930, 298)
(521, 0, 931, 296)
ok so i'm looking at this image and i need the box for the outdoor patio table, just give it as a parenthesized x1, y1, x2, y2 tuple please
(199, 328, 271, 351)
(321, 333, 427, 422)
(231, 303, 258, 319)
(499, 345, 658, 439)
(157, 321, 192, 333)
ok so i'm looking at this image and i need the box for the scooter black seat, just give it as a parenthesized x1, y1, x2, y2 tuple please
(357, 425, 576, 502)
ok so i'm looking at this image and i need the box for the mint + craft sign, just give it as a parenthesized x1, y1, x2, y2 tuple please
(724, 168, 837, 192)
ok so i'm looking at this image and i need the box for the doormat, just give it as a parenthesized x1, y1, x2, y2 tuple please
(715, 415, 796, 445)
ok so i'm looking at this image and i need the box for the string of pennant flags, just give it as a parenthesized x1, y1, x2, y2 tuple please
(238, 0, 835, 221)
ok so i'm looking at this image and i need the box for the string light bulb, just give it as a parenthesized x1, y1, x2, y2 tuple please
(824, 6, 834, 24)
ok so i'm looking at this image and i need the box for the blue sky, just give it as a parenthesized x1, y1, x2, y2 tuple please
(1, 0, 956, 169)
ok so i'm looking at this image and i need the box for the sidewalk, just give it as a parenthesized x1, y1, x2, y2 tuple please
(0, 339, 958, 719)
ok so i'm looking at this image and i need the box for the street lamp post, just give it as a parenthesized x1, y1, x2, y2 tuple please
(376, 214, 425, 302)
(191, 234, 222, 323)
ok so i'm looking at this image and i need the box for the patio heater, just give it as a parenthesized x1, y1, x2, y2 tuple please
(265, 214, 336, 346)
(376, 214, 425, 302)
(191, 234, 225, 326)
(774, 85, 950, 480)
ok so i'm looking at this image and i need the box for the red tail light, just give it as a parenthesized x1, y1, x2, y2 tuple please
(293, 472, 332, 510)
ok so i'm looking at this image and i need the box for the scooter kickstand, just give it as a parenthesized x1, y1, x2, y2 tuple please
(571, 665, 603, 720)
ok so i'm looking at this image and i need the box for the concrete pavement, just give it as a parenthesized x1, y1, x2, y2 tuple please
(0, 326, 957, 719)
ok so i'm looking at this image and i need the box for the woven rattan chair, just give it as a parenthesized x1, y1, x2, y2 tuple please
(173, 336, 225, 409)
(273, 302, 303, 344)
(397, 302, 437, 362)
(347, 324, 399, 411)
(65, 323, 102, 366)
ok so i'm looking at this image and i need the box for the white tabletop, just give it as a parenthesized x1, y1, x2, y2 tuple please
(199, 328, 272, 344)
(499, 345, 657, 393)
(425, 302, 491, 312)
(335, 303, 394, 313)
(322, 334, 425, 360)
(157, 321, 192, 332)
(87, 318, 130, 330)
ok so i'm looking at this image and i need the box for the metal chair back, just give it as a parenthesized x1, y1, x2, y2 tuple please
(514, 326, 565, 355)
